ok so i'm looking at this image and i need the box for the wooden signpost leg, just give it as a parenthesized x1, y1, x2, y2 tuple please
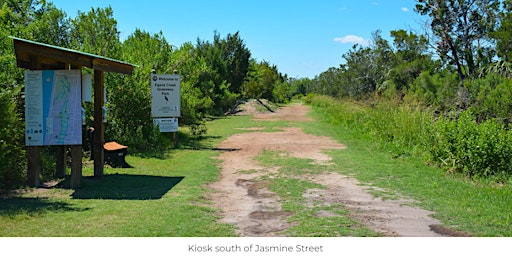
(56, 145, 66, 178)
(27, 146, 41, 187)
(93, 70, 105, 177)
(70, 145, 82, 188)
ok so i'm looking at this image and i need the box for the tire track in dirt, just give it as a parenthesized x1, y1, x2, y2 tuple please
(208, 103, 446, 237)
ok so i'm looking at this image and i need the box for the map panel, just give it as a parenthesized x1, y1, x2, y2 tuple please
(25, 70, 82, 146)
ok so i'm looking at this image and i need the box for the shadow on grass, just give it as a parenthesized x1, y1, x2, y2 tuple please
(131, 133, 223, 159)
(71, 174, 184, 200)
(178, 133, 223, 151)
(0, 197, 89, 216)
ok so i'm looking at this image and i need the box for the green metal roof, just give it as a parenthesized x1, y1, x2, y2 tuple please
(10, 36, 136, 74)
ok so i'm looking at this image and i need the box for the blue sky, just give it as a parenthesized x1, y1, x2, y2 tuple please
(50, 0, 427, 79)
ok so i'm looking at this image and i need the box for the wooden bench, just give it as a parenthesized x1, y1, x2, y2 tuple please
(88, 127, 132, 168)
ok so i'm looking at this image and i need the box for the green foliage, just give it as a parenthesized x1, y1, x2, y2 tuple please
(466, 74, 512, 122)
(0, 87, 25, 189)
(311, 92, 512, 183)
(69, 6, 121, 58)
(105, 29, 172, 152)
(407, 70, 459, 109)
(415, 0, 500, 81)
(193, 31, 251, 114)
(242, 60, 288, 102)
(428, 111, 512, 181)
(307, 103, 512, 236)
(490, 1, 512, 62)
(309, 95, 432, 158)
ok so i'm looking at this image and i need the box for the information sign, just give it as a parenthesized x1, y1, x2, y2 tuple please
(25, 70, 82, 146)
(153, 118, 179, 133)
(151, 74, 181, 117)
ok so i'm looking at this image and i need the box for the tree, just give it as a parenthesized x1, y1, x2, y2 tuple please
(221, 32, 251, 94)
(337, 31, 393, 98)
(387, 29, 438, 91)
(69, 6, 121, 58)
(26, 1, 70, 47)
(104, 29, 172, 151)
(242, 60, 284, 101)
(490, 1, 512, 62)
(193, 31, 251, 114)
(415, 0, 500, 82)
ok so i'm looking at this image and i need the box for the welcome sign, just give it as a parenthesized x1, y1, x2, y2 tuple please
(151, 74, 181, 118)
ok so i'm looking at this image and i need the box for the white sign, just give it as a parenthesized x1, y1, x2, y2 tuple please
(81, 73, 92, 102)
(153, 118, 178, 132)
(151, 74, 181, 117)
(25, 70, 82, 146)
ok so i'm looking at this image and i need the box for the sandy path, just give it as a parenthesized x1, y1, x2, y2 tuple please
(207, 103, 445, 237)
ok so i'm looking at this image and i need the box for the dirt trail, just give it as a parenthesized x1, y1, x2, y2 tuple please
(208, 103, 445, 237)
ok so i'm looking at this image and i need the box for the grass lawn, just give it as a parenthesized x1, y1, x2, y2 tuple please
(1, 103, 511, 236)
(0, 115, 256, 237)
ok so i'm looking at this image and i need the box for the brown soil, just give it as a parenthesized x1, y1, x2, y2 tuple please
(208, 102, 456, 237)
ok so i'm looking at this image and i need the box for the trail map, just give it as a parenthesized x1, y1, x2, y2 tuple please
(25, 70, 82, 146)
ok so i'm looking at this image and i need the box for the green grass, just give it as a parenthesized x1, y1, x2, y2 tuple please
(0, 115, 264, 237)
(0, 112, 329, 237)
(304, 100, 512, 237)
(254, 150, 380, 237)
(0, 149, 236, 236)
(2, 101, 511, 237)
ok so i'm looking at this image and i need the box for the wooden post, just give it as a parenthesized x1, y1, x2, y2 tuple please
(70, 145, 82, 188)
(93, 70, 105, 177)
(27, 146, 41, 187)
(56, 146, 66, 178)
(27, 56, 41, 187)
(69, 64, 83, 187)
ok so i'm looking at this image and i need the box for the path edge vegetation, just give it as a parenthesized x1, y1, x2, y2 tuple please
(304, 96, 512, 237)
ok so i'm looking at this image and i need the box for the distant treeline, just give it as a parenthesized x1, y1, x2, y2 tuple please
(294, 0, 512, 182)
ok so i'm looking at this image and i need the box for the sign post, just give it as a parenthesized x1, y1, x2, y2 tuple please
(151, 74, 181, 147)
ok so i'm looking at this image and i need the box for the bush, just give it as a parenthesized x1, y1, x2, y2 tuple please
(311, 94, 512, 182)
(428, 111, 512, 181)
(466, 74, 512, 123)
(309, 94, 432, 157)
(0, 88, 26, 189)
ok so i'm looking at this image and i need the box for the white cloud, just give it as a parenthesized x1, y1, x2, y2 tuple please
(401, 7, 409, 12)
(333, 35, 371, 46)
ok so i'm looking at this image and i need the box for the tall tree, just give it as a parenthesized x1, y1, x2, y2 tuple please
(490, 1, 512, 62)
(104, 29, 172, 150)
(387, 29, 437, 90)
(26, 1, 69, 46)
(220, 31, 251, 94)
(415, 0, 500, 82)
(69, 6, 120, 58)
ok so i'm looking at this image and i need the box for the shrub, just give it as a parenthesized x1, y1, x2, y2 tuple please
(428, 111, 512, 181)
(0, 88, 26, 189)
(309, 94, 432, 157)
(466, 74, 512, 123)
(311, 94, 512, 182)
